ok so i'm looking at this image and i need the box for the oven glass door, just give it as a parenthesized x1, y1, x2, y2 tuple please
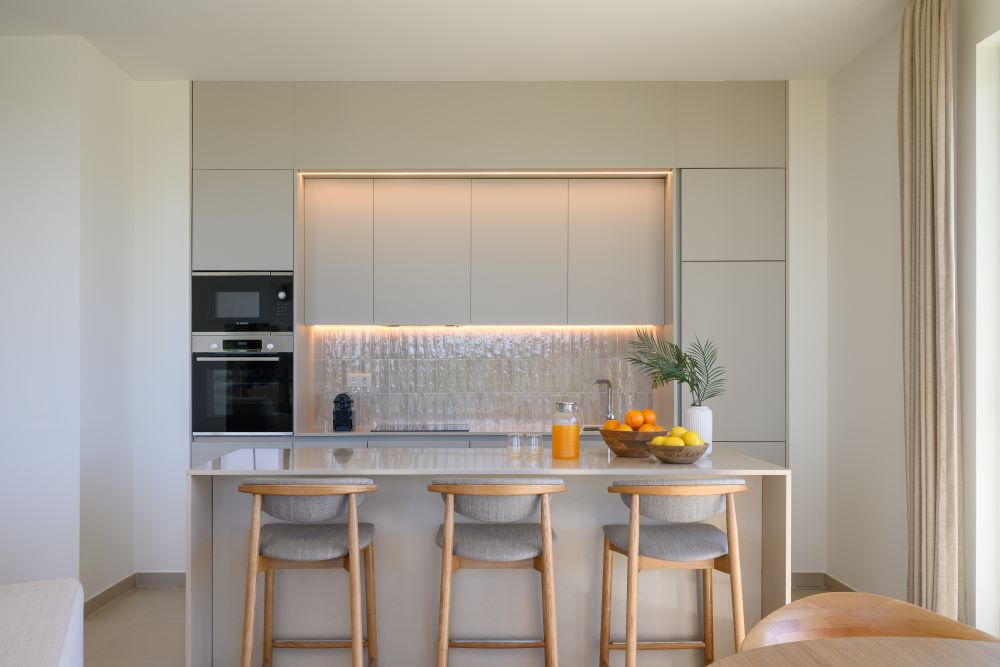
(192, 353, 293, 434)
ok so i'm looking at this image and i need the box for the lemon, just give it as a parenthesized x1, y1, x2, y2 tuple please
(668, 426, 688, 438)
(664, 436, 685, 446)
(682, 431, 703, 446)
(650, 435, 667, 446)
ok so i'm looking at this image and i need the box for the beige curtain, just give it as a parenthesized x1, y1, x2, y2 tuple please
(899, 0, 963, 620)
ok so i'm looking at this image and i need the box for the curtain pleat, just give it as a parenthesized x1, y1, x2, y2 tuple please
(898, 0, 963, 620)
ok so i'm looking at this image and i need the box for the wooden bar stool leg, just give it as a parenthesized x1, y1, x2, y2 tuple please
(437, 494, 455, 667)
(240, 494, 263, 667)
(702, 568, 714, 665)
(599, 535, 612, 667)
(726, 493, 745, 652)
(263, 568, 275, 667)
(364, 543, 379, 666)
(540, 495, 559, 667)
(347, 495, 364, 667)
(625, 494, 640, 667)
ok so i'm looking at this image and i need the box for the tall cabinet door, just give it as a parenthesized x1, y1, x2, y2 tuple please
(681, 169, 785, 261)
(303, 179, 374, 324)
(681, 261, 785, 442)
(567, 179, 665, 324)
(192, 170, 293, 271)
(373, 179, 472, 325)
(471, 179, 568, 324)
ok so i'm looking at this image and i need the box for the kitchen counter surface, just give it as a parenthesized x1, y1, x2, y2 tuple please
(189, 446, 788, 477)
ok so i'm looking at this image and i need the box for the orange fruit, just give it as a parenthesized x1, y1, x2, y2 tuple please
(638, 423, 658, 432)
(603, 419, 620, 430)
(624, 410, 645, 429)
(616, 424, 634, 431)
(642, 409, 657, 425)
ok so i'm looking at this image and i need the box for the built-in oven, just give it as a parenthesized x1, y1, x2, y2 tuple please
(192, 335, 293, 435)
(192, 272, 292, 333)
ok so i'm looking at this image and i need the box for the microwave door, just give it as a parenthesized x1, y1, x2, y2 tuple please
(192, 275, 271, 333)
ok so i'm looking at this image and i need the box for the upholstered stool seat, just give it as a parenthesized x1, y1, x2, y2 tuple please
(435, 523, 554, 562)
(429, 477, 566, 666)
(602, 523, 728, 562)
(600, 478, 749, 667)
(261, 522, 375, 562)
(239, 477, 379, 667)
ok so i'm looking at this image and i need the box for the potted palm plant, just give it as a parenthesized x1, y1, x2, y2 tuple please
(628, 328, 726, 455)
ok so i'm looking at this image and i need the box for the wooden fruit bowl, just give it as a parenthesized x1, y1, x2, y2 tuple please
(599, 428, 667, 458)
(648, 443, 709, 464)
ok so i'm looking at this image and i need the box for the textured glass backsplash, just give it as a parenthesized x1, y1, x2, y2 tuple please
(311, 326, 656, 432)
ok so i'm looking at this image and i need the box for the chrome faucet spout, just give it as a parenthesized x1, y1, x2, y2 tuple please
(594, 379, 614, 422)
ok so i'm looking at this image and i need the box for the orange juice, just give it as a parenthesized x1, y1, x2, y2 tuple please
(551, 424, 580, 460)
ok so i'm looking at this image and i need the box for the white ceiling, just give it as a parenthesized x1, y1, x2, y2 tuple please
(0, 0, 902, 81)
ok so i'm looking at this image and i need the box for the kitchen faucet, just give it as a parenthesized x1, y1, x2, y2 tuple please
(594, 379, 614, 422)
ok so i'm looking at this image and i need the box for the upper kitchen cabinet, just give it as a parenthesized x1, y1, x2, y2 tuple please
(292, 82, 677, 170)
(568, 179, 665, 324)
(373, 179, 471, 325)
(192, 170, 293, 271)
(192, 82, 294, 169)
(471, 179, 568, 324)
(681, 169, 786, 261)
(681, 261, 785, 442)
(675, 82, 786, 167)
(303, 179, 374, 324)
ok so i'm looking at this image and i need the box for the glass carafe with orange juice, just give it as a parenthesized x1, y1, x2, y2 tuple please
(551, 401, 581, 460)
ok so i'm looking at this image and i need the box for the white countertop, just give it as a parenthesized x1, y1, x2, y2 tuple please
(189, 446, 789, 477)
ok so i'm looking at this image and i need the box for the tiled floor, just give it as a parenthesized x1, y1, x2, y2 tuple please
(792, 584, 828, 601)
(84, 584, 826, 664)
(85, 588, 184, 667)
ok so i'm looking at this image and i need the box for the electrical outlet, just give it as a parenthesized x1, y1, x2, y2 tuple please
(346, 373, 372, 391)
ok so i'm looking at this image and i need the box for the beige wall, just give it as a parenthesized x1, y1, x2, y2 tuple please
(79, 38, 136, 601)
(130, 81, 192, 578)
(826, 24, 908, 598)
(787, 80, 829, 574)
(0, 35, 83, 585)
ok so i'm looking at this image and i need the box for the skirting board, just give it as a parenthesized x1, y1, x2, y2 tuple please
(792, 571, 856, 593)
(84, 572, 186, 617)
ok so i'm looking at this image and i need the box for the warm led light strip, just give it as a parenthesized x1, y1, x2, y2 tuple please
(300, 169, 671, 178)
(309, 324, 659, 331)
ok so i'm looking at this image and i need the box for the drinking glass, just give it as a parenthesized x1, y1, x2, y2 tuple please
(507, 433, 523, 458)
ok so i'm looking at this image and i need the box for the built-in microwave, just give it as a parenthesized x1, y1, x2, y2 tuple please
(192, 272, 292, 333)
(191, 335, 293, 435)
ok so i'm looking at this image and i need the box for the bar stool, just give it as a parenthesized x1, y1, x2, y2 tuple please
(428, 477, 566, 667)
(239, 477, 379, 667)
(599, 478, 748, 667)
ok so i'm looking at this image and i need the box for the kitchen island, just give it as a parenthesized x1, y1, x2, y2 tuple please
(188, 447, 789, 666)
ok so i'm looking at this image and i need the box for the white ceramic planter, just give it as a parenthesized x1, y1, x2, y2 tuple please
(683, 405, 713, 456)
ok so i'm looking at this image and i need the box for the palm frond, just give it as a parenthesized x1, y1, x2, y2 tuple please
(686, 338, 726, 405)
(626, 329, 727, 406)
(627, 328, 690, 389)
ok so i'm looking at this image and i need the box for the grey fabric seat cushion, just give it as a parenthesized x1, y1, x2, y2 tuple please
(603, 523, 729, 562)
(260, 522, 374, 562)
(436, 523, 555, 562)
(242, 477, 375, 522)
(611, 478, 745, 523)
(432, 477, 564, 522)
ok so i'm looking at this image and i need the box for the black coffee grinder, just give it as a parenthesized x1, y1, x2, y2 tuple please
(332, 393, 354, 432)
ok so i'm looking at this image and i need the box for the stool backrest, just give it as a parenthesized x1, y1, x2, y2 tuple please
(428, 478, 565, 522)
(240, 477, 376, 522)
(610, 478, 747, 522)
